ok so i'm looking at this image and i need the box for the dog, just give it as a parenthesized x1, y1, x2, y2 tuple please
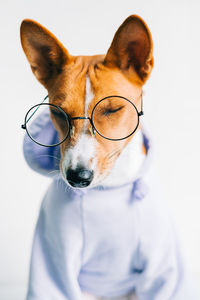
(21, 15, 192, 300)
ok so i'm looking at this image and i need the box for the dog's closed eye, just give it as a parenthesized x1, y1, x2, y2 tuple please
(102, 106, 124, 116)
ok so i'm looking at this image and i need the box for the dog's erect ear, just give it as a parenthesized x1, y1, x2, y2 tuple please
(20, 19, 70, 86)
(104, 15, 153, 83)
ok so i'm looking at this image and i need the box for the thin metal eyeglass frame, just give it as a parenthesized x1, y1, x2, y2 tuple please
(21, 102, 71, 147)
(91, 95, 143, 141)
(21, 94, 144, 147)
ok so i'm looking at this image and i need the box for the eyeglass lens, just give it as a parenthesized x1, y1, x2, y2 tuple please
(25, 104, 70, 147)
(92, 96, 139, 140)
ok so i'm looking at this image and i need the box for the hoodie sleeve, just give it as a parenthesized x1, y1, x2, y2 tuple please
(23, 109, 61, 177)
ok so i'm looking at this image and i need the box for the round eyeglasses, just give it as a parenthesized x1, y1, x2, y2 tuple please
(21, 95, 143, 147)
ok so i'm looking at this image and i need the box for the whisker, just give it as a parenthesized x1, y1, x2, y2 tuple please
(47, 170, 60, 176)
(104, 147, 122, 162)
(55, 177, 65, 191)
(92, 148, 123, 186)
(35, 154, 61, 169)
(64, 185, 71, 193)
(35, 154, 60, 161)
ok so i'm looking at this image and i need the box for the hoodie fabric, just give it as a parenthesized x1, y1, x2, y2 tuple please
(23, 109, 194, 300)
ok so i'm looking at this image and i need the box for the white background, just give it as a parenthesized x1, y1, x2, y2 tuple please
(0, 0, 200, 299)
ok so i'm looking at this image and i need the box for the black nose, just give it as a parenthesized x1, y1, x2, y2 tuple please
(66, 167, 94, 188)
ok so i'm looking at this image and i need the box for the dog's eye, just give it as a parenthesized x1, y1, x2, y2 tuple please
(50, 108, 67, 120)
(103, 106, 124, 116)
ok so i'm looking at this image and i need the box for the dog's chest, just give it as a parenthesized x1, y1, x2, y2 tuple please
(76, 185, 141, 276)
(44, 177, 143, 293)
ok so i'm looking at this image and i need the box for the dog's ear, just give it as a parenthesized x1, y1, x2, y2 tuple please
(20, 19, 70, 87)
(104, 15, 153, 83)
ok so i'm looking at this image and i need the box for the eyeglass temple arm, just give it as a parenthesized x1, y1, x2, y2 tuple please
(21, 95, 49, 129)
(138, 93, 144, 116)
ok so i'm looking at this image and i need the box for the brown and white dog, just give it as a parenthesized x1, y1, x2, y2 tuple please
(20, 15, 153, 188)
(21, 15, 154, 300)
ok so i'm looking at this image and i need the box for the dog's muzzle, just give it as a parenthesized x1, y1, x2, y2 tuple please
(66, 166, 94, 188)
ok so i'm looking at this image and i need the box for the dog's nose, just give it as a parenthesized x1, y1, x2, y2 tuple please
(66, 167, 94, 188)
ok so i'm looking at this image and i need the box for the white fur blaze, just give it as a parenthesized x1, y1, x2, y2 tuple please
(85, 75, 93, 116)
(62, 134, 96, 172)
(62, 75, 96, 176)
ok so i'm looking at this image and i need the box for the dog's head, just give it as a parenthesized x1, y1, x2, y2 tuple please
(20, 15, 153, 188)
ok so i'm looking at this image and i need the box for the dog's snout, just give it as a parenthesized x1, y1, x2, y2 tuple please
(66, 167, 94, 188)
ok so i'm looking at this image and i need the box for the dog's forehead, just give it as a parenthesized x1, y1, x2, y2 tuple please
(49, 55, 103, 114)
(49, 54, 140, 115)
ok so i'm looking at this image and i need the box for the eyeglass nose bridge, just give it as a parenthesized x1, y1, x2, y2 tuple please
(70, 116, 96, 135)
